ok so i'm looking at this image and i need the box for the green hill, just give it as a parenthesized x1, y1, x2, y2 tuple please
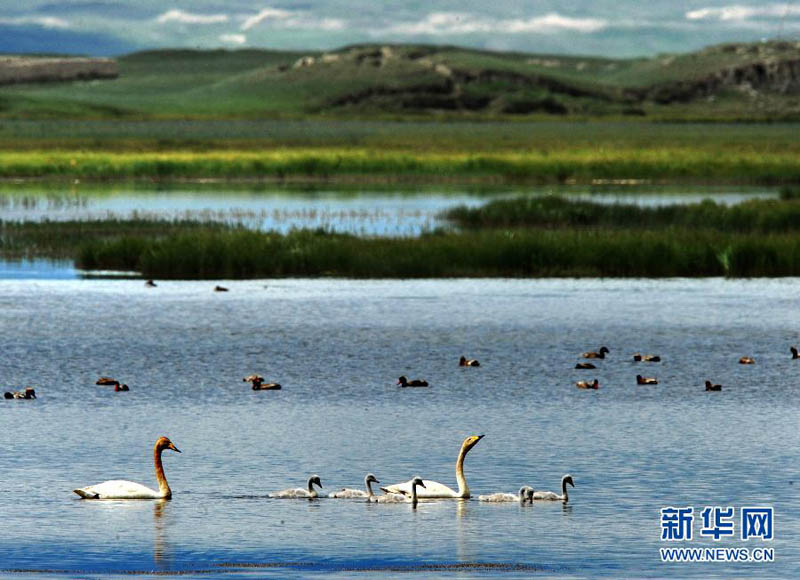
(2, 41, 800, 120)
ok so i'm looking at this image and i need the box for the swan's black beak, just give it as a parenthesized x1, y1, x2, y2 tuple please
(171, 445, 182, 453)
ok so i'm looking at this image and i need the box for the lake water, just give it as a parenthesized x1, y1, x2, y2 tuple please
(1, 278, 798, 579)
(0, 182, 780, 237)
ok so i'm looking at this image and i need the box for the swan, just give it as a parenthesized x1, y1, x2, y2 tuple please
(459, 356, 480, 367)
(329, 473, 379, 499)
(633, 353, 660, 362)
(380, 434, 484, 498)
(397, 376, 428, 387)
(533, 475, 574, 502)
(4, 387, 36, 400)
(792, 346, 799, 359)
(479, 486, 534, 503)
(372, 477, 426, 504)
(582, 346, 609, 359)
(636, 375, 658, 385)
(270, 475, 322, 498)
(576, 379, 599, 389)
(739, 356, 755, 364)
(575, 362, 596, 369)
(73, 436, 181, 499)
(705, 380, 722, 391)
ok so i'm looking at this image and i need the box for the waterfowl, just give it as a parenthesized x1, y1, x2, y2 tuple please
(252, 380, 281, 390)
(791, 346, 798, 359)
(269, 475, 323, 499)
(478, 486, 534, 503)
(329, 474, 379, 499)
(705, 380, 722, 391)
(73, 436, 181, 499)
(576, 379, 599, 390)
(243, 374, 264, 384)
(397, 375, 428, 387)
(4, 387, 36, 399)
(145, 279, 157, 287)
(114, 383, 130, 392)
(459, 356, 480, 367)
(739, 356, 755, 365)
(373, 477, 426, 505)
(575, 362, 596, 369)
(633, 353, 661, 362)
(533, 474, 574, 502)
(582, 346, 609, 359)
(96, 377, 118, 386)
(636, 375, 658, 385)
(214, 285, 228, 292)
(380, 434, 484, 498)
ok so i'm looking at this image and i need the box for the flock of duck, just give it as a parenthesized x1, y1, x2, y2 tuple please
(570, 345, 800, 391)
(72, 434, 574, 507)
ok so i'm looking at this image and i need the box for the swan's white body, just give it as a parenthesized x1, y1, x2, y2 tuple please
(372, 477, 425, 504)
(479, 486, 533, 502)
(533, 474, 574, 502)
(380, 435, 484, 499)
(270, 475, 322, 499)
(73, 436, 181, 500)
(329, 474, 378, 499)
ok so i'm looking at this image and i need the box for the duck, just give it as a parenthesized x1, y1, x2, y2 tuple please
(115, 383, 130, 392)
(633, 353, 661, 362)
(791, 346, 798, 359)
(4, 387, 36, 400)
(73, 436, 181, 499)
(145, 279, 157, 287)
(739, 356, 755, 365)
(96, 377, 119, 386)
(582, 346, 609, 359)
(459, 356, 480, 367)
(329, 474, 380, 499)
(576, 379, 599, 390)
(478, 486, 534, 503)
(397, 375, 428, 387)
(381, 435, 484, 499)
(636, 375, 658, 385)
(214, 285, 228, 292)
(533, 474, 575, 502)
(705, 380, 722, 391)
(372, 477, 426, 505)
(575, 362, 596, 369)
(269, 475, 323, 499)
(252, 380, 281, 390)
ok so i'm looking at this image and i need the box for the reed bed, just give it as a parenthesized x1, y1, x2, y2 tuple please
(2, 148, 800, 183)
(445, 195, 800, 232)
(72, 227, 800, 278)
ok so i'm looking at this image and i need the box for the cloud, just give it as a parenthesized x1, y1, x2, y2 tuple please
(686, 4, 800, 21)
(219, 33, 246, 45)
(0, 16, 70, 29)
(386, 12, 607, 35)
(241, 8, 291, 31)
(156, 9, 229, 25)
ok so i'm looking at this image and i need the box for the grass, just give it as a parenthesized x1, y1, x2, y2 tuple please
(444, 195, 800, 232)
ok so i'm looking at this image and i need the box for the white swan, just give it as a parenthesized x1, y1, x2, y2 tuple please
(380, 434, 484, 498)
(269, 475, 323, 498)
(533, 474, 574, 502)
(479, 486, 534, 503)
(329, 473, 379, 499)
(73, 436, 181, 499)
(372, 477, 426, 504)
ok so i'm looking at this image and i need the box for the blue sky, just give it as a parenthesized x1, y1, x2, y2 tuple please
(1, 1, 799, 57)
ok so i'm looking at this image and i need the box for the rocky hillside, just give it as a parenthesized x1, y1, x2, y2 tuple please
(0, 56, 118, 85)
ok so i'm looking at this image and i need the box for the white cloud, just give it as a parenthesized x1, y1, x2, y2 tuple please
(686, 4, 800, 21)
(219, 33, 247, 45)
(386, 12, 607, 35)
(0, 16, 70, 29)
(241, 8, 292, 31)
(156, 9, 229, 25)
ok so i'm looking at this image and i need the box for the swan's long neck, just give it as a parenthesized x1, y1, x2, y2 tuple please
(455, 443, 470, 498)
(307, 478, 315, 493)
(561, 478, 569, 502)
(410, 482, 419, 505)
(365, 477, 375, 499)
(154, 446, 171, 499)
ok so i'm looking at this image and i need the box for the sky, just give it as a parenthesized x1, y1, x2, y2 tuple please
(1, 1, 799, 57)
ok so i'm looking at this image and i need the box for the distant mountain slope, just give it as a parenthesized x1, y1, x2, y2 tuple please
(1, 41, 799, 120)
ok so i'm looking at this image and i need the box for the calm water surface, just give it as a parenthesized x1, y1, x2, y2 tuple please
(1, 278, 798, 578)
